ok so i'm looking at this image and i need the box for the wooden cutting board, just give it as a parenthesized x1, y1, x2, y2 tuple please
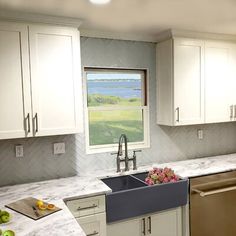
(5, 197, 61, 220)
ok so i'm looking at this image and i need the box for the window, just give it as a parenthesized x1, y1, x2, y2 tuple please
(84, 68, 149, 153)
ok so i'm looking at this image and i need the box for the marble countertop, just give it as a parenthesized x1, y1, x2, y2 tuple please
(95, 153, 236, 179)
(1, 152, 236, 235)
(0, 176, 111, 236)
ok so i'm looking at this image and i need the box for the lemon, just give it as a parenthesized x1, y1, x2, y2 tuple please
(36, 200, 44, 207)
(38, 204, 47, 210)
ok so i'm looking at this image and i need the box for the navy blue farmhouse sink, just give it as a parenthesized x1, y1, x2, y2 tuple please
(101, 173, 188, 223)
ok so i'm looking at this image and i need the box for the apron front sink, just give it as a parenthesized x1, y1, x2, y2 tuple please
(102, 172, 188, 223)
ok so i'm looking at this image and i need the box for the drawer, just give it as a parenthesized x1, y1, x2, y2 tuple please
(77, 213, 106, 236)
(67, 195, 105, 217)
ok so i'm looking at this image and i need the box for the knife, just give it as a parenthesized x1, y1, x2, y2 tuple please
(32, 206, 40, 217)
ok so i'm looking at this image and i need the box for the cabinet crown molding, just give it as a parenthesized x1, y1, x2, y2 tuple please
(156, 29, 236, 43)
(0, 10, 82, 28)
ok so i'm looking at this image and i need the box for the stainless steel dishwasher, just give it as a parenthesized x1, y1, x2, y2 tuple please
(190, 171, 236, 236)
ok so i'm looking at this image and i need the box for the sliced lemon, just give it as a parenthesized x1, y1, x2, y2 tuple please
(47, 204, 55, 211)
(38, 204, 47, 210)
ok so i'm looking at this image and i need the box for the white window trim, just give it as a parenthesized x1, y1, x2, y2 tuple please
(83, 67, 150, 154)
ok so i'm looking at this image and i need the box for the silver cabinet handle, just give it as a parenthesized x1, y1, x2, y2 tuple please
(192, 185, 236, 197)
(25, 113, 31, 133)
(147, 216, 152, 234)
(230, 105, 234, 119)
(34, 113, 38, 134)
(176, 107, 180, 122)
(77, 204, 97, 211)
(87, 231, 99, 236)
(142, 218, 146, 236)
(234, 105, 236, 119)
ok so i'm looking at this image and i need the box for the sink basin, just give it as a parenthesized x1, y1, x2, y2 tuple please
(102, 172, 188, 223)
(132, 171, 148, 182)
(101, 175, 147, 192)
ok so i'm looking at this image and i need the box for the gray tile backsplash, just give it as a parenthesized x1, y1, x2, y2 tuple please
(1, 37, 236, 186)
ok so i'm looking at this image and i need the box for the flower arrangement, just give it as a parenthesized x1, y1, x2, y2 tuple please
(145, 167, 180, 185)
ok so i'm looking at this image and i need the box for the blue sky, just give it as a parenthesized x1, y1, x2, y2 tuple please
(87, 73, 141, 80)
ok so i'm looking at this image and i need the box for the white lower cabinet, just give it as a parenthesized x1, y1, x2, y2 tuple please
(77, 213, 107, 236)
(66, 195, 106, 236)
(107, 207, 182, 236)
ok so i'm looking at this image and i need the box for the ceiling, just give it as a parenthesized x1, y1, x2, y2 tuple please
(0, 0, 236, 40)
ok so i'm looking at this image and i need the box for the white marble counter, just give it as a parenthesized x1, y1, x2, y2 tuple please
(95, 153, 236, 179)
(0, 176, 111, 236)
(153, 153, 236, 178)
(1, 153, 236, 236)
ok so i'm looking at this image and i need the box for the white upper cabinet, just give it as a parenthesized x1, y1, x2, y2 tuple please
(0, 23, 32, 139)
(29, 25, 82, 136)
(157, 38, 204, 126)
(0, 22, 82, 140)
(205, 41, 232, 123)
(157, 37, 236, 126)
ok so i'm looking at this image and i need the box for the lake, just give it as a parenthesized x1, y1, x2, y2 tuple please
(87, 80, 141, 99)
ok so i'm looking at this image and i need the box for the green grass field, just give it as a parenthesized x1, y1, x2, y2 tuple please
(89, 110, 143, 146)
(88, 94, 141, 107)
(88, 94, 144, 146)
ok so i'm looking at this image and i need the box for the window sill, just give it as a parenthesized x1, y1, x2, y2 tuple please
(86, 142, 150, 155)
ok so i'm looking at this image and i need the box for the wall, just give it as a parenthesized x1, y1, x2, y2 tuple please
(1, 37, 236, 186)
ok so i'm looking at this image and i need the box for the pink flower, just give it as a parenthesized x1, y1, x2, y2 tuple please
(163, 177, 169, 183)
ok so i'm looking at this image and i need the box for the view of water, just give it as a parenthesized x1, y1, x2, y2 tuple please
(87, 80, 141, 99)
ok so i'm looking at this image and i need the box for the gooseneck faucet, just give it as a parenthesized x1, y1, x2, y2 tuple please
(117, 134, 129, 172)
(115, 134, 141, 172)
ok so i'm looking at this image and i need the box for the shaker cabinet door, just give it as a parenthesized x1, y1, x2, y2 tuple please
(29, 25, 82, 136)
(174, 38, 204, 125)
(205, 42, 232, 123)
(107, 217, 143, 236)
(0, 22, 32, 139)
(149, 208, 182, 236)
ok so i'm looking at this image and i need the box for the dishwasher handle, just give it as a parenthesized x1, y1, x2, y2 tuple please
(192, 185, 236, 197)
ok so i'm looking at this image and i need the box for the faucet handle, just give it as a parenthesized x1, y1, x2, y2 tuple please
(111, 152, 117, 155)
(133, 150, 142, 156)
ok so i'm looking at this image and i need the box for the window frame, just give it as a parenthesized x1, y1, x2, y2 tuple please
(83, 67, 150, 154)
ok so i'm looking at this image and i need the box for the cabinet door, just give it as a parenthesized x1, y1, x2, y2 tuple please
(174, 38, 204, 125)
(107, 217, 143, 236)
(29, 25, 82, 136)
(229, 44, 236, 120)
(77, 213, 106, 236)
(0, 22, 32, 139)
(149, 208, 182, 236)
(205, 41, 232, 123)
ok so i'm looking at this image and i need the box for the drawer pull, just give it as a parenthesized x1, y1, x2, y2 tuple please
(148, 216, 151, 234)
(142, 218, 146, 236)
(192, 185, 236, 197)
(87, 231, 99, 236)
(77, 204, 98, 211)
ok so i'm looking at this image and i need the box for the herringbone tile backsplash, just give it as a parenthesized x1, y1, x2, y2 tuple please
(1, 37, 236, 186)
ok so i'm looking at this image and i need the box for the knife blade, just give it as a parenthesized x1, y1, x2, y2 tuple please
(32, 206, 40, 217)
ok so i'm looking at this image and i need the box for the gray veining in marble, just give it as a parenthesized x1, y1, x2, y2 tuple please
(1, 153, 236, 235)
(0, 176, 111, 236)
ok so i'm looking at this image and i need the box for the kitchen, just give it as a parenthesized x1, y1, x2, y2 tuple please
(0, 0, 236, 235)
